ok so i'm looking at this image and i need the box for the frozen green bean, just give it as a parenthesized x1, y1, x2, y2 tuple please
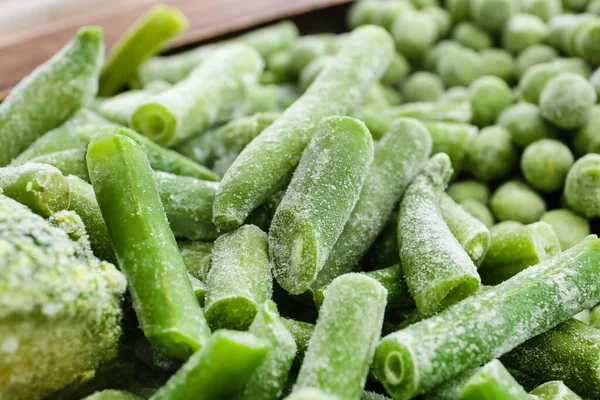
(98, 6, 187, 96)
(447, 180, 490, 204)
(311, 118, 431, 289)
(539, 73, 597, 129)
(285, 388, 338, 400)
(423, 368, 479, 400)
(465, 126, 517, 182)
(530, 381, 582, 400)
(269, 116, 373, 294)
(0, 28, 103, 166)
(399, 153, 480, 317)
(213, 26, 394, 231)
(503, 14, 549, 54)
(540, 209, 590, 250)
(280, 318, 314, 366)
(498, 102, 555, 147)
(591, 305, 600, 329)
(361, 212, 401, 270)
(150, 330, 269, 400)
(373, 235, 600, 399)
(178, 241, 213, 282)
(441, 194, 491, 266)
(28, 148, 89, 181)
(564, 154, 600, 217)
(521, 139, 574, 192)
(469, 76, 514, 127)
(205, 224, 272, 330)
(291, 274, 387, 400)
(459, 359, 530, 400)
(87, 134, 209, 359)
(479, 221, 561, 284)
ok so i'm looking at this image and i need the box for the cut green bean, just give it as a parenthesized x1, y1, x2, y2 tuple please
(311, 118, 431, 289)
(280, 318, 315, 366)
(441, 193, 491, 266)
(98, 6, 187, 96)
(87, 134, 209, 359)
(373, 235, 600, 399)
(131, 44, 263, 146)
(540, 209, 590, 250)
(205, 224, 272, 330)
(447, 180, 490, 204)
(459, 359, 530, 400)
(530, 381, 582, 400)
(291, 274, 387, 400)
(423, 368, 479, 400)
(502, 319, 600, 397)
(491, 181, 546, 223)
(479, 221, 561, 285)
(150, 330, 269, 400)
(270, 116, 373, 294)
(236, 301, 296, 400)
(213, 26, 394, 231)
(399, 153, 480, 317)
(465, 126, 517, 182)
(0, 28, 103, 166)
(178, 241, 213, 282)
(564, 154, 600, 217)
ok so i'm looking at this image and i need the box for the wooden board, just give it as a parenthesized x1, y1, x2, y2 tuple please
(0, 0, 353, 98)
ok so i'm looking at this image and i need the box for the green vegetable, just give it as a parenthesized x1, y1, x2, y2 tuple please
(540, 209, 590, 250)
(564, 153, 600, 217)
(403, 72, 445, 102)
(502, 14, 549, 54)
(452, 22, 492, 51)
(539, 73, 597, 129)
(447, 180, 491, 204)
(465, 126, 517, 182)
(391, 11, 439, 60)
(459, 359, 530, 400)
(530, 381, 582, 400)
(498, 102, 555, 147)
(83, 390, 142, 400)
(521, 139, 574, 192)
(460, 199, 495, 228)
(178, 241, 213, 281)
(348, 0, 415, 31)
(516, 45, 559, 78)
(470, 0, 519, 33)
(469, 76, 514, 127)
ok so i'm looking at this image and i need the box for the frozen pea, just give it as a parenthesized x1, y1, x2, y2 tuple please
(519, 63, 561, 104)
(521, 139, 574, 192)
(422, 121, 478, 172)
(459, 199, 495, 228)
(348, 0, 415, 31)
(439, 87, 470, 103)
(437, 46, 483, 87)
(591, 67, 600, 98)
(589, 0, 600, 13)
(549, 57, 592, 78)
(524, 0, 563, 22)
(447, 180, 491, 204)
(541, 209, 591, 250)
(289, 35, 338, 77)
(502, 14, 549, 54)
(465, 126, 517, 181)
(515, 45, 559, 78)
(564, 154, 600, 217)
(591, 305, 600, 329)
(391, 10, 439, 60)
(452, 22, 493, 51)
(550, 14, 595, 54)
(573, 19, 600, 67)
(422, 7, 452, 38)
(540, 73, 597, 129)
(381, 53, 411, 87)
(480, 49, 516, 83)
(573, 105, 600, 156)
(491, 181, 547, 223)
(410, 0, 440, 8)
(469, 76, 514, 127)
(423, 40, 460, 72)
(380, 85, 404, 106)
(402, 72, 445, 103)
(562, 0, 590, 11)
(498, 102, 555, 147)
(471, 0, 519, 33)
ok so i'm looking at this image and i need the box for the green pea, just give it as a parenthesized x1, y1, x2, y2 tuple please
(519, 63, 561, 104)
(447, 0, 471, 22)
(423, 7, 452, 38)
(564, 154, 600, 217)
(469, 76, 514, 127)
(521, 139, 574, 192)
(459, 199, 495, 228)
(381, 52, 411, 87)
(541, 209, 591, 250)
(470, 0, 519, 33)
(498, 102, 555, 147)
(423, 40, 462, 72)
(439, 87, 470, 103)
(523, 0, 564, 22)
(347, 0, 415, 30)
(549, 57, 592, 78)
(562, 0, 590, 11)
(540, 73, 597, 129)
(503, 14, 549, 54)
(437, 46, 484, 87)
(491, 181, 546, 223)
(447, 180, 491, 204)
(403, 72, 445, 102)
(515, 45, 559, 78)
(480, 49, 516, 83)
(392, 11, 439, 60)
(465, 126, 517, 181)
(588, 0, 600, 13)
(573, 19, 600, 67)
(452, 22, 493, 51)
(573, 105, 600, 156)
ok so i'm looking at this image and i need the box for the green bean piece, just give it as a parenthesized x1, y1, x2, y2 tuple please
(423, 368, 480, 400)
(213, 26, 394, 231)
(465, 126, 517, 182)
(280, 318, 314, 366)
(530, 381, 582, 400)
(447, 180, 490, 204)
(441, 194, 491, 267)
(471, 0, 519, 33)
(402, 72, 445, 103)
(516, 45, 560, 78)
(498, 102, 555, 148)
(205, 225, 272, 330)
(361, 212, 401, 269)
(362, 391, 392, 400)
(452, 22, 492, 51)
(154, 171, 219, 241)
(460, 359, 531, 400)
(573, 105, 600, 156)
(131, 44, 263, 147)
(422, 121, 478, 172)
(391, 10, 439, 61)
(150, 330, 269, 400)
(437, 46, 484, 87)
(236, 301, 296, 400)
(469, 76, 514, 127)
(502, 319, 600, 397)
(503, 14, 549, 55)
(0, 27, 103, 166)
(137, 21, 299, 86)
(269, 116, 373, 294)
(521, 139, 574, 193)
(87, 134, 209, 359)
(178, 241, 213, 282)
(186, 274, 206, 306)
(83, 390, 142, 400)
(460, 199, 495, 228)
(491, 181, 546, 224)
(29, 148, 89, 181)
(373, 235, 600, 399)
(291, 274, 387, 400)
(541, 209, 590, 250)
(564, 154, 600, 217)
(524, 0, 563, 22)
(347, 0, 415, 31)
(285, 388, 339, 400)
(0, 195, 126, 399)
(479, 221, 561, 285)
(399, 153, 480, 317)
(96, 80, 171, 126)
(481, 49, 516, 83)
(98, 6, 187, 96)
(0, 163, 69, 218)
(311, 118, 431, 290)
(540, 73, 597, 129)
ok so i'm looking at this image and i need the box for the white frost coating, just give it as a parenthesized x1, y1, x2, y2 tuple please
(374, 235, 600, 399)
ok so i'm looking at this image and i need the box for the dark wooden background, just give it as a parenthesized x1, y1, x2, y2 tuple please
(0, 0, 353, 99)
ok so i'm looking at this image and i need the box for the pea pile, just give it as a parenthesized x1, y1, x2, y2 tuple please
(4, 1, 600, 399)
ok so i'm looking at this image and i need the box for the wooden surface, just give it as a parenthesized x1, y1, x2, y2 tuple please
(0, 0, 352, 98)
